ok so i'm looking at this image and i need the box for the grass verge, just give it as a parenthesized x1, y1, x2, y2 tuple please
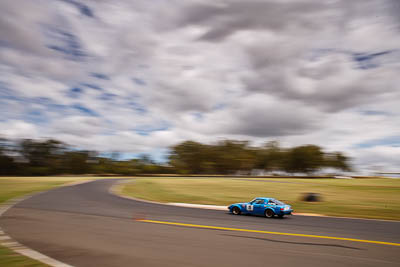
(0, 246, 47, 267)
(121, 177, 400, 221)
(0, 176, 111, 267)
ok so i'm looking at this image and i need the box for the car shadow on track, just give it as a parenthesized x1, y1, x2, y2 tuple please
(221, 234, 364, 250)
(227, 212, 292, 219)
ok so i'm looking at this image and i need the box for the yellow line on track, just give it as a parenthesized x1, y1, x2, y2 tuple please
(137, 219, 400, 247)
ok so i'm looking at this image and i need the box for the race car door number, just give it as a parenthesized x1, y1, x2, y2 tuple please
(246, 204, 254, 211)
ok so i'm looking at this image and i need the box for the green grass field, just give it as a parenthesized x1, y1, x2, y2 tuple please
(0, 176, 106, 267)
(121, 177, 400, 221)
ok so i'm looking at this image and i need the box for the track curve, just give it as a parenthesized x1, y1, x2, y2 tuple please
(1, 179, 399, 267)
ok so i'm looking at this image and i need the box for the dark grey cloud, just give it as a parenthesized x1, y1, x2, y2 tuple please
(388, 0, 400, 28)
(166, 0, 400, 114)
(179, 0, 332, 41)
(0, 1, 51, 56)
(243, 46, 399, 112)
(228, 102, 319, 137)
(1, 0, 399, 171)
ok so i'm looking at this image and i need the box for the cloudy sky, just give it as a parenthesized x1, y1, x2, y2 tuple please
(1, 0, 399, 172)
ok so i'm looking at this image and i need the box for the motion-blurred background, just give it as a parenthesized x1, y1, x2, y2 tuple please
(1, 0, 400, 175)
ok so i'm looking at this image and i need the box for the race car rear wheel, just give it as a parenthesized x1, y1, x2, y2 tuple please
(232, 206, 241, 215)
(264, 209, 275, 218)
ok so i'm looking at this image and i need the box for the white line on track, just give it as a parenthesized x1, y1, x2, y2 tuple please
(110, 180, 399, 222)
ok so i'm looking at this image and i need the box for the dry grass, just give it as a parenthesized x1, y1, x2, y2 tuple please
(122, 177, 400, 220)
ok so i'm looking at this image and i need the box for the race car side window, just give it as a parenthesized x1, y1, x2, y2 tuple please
(255, 199, 264, 204)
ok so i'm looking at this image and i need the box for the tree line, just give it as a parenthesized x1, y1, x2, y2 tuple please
(0, 138, 169, 176)
(0, 138, 350, 176)
(169, 140, 350, 175)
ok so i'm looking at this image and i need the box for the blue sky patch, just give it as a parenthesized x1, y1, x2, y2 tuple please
(67, 87, 83, 98)
(72, 104, 98, 116)
(99, 93, 117, 101)
(60, 0, 94, 18)
(91, 73, 110, 80)
(0, 82, 19, 101)
(213, 103, 227, 110)
(192, 112, 203, 121)
(71, 87, 82, 93)
(133, 78, 147, 86)
(47, 30, 86, 61)
(307, 49, 394, 70)
(128, 101, 147, 114)
(355, 136, 400, 148)
(26, 110, 47, 124)
(361, 110, 389, 116)
(81, 83, 103, 90)
(307, 48, 335, 61)
(352, 51, 392, 69)
(135, 126, 169, 136)
(33, 97, 52, 105)
(117, 149, 169, 163)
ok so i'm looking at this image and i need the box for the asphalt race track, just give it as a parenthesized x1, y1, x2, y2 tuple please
(1, 179, 399, 267)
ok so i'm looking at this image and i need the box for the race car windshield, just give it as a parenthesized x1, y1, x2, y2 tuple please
(272, 199, 285, 205)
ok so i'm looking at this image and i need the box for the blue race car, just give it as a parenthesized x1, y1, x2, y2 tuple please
(228, 197, 293, 218)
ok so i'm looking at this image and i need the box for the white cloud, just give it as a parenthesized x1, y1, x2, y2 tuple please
(353, 146, 400, 173)
(0, 0, 399, 171)
(0, 121, 39, 139)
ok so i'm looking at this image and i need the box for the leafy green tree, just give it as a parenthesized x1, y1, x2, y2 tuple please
(169, 140, 257, 174)
(19, 139, 66, 175)
(0, 137, 352, 176)
(284, 145, 324, 174)
(0, 138, 17, 175)
(62, 151, 90, 174)
(255, 141, 285, 171)
(169, 141, 207, 174)
(324, 152, 351, 172)
(212, 140, 256, 174)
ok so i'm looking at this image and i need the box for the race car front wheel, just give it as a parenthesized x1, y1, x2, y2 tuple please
(264, 209, 275, 218)
(232, 207, 241, 215)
